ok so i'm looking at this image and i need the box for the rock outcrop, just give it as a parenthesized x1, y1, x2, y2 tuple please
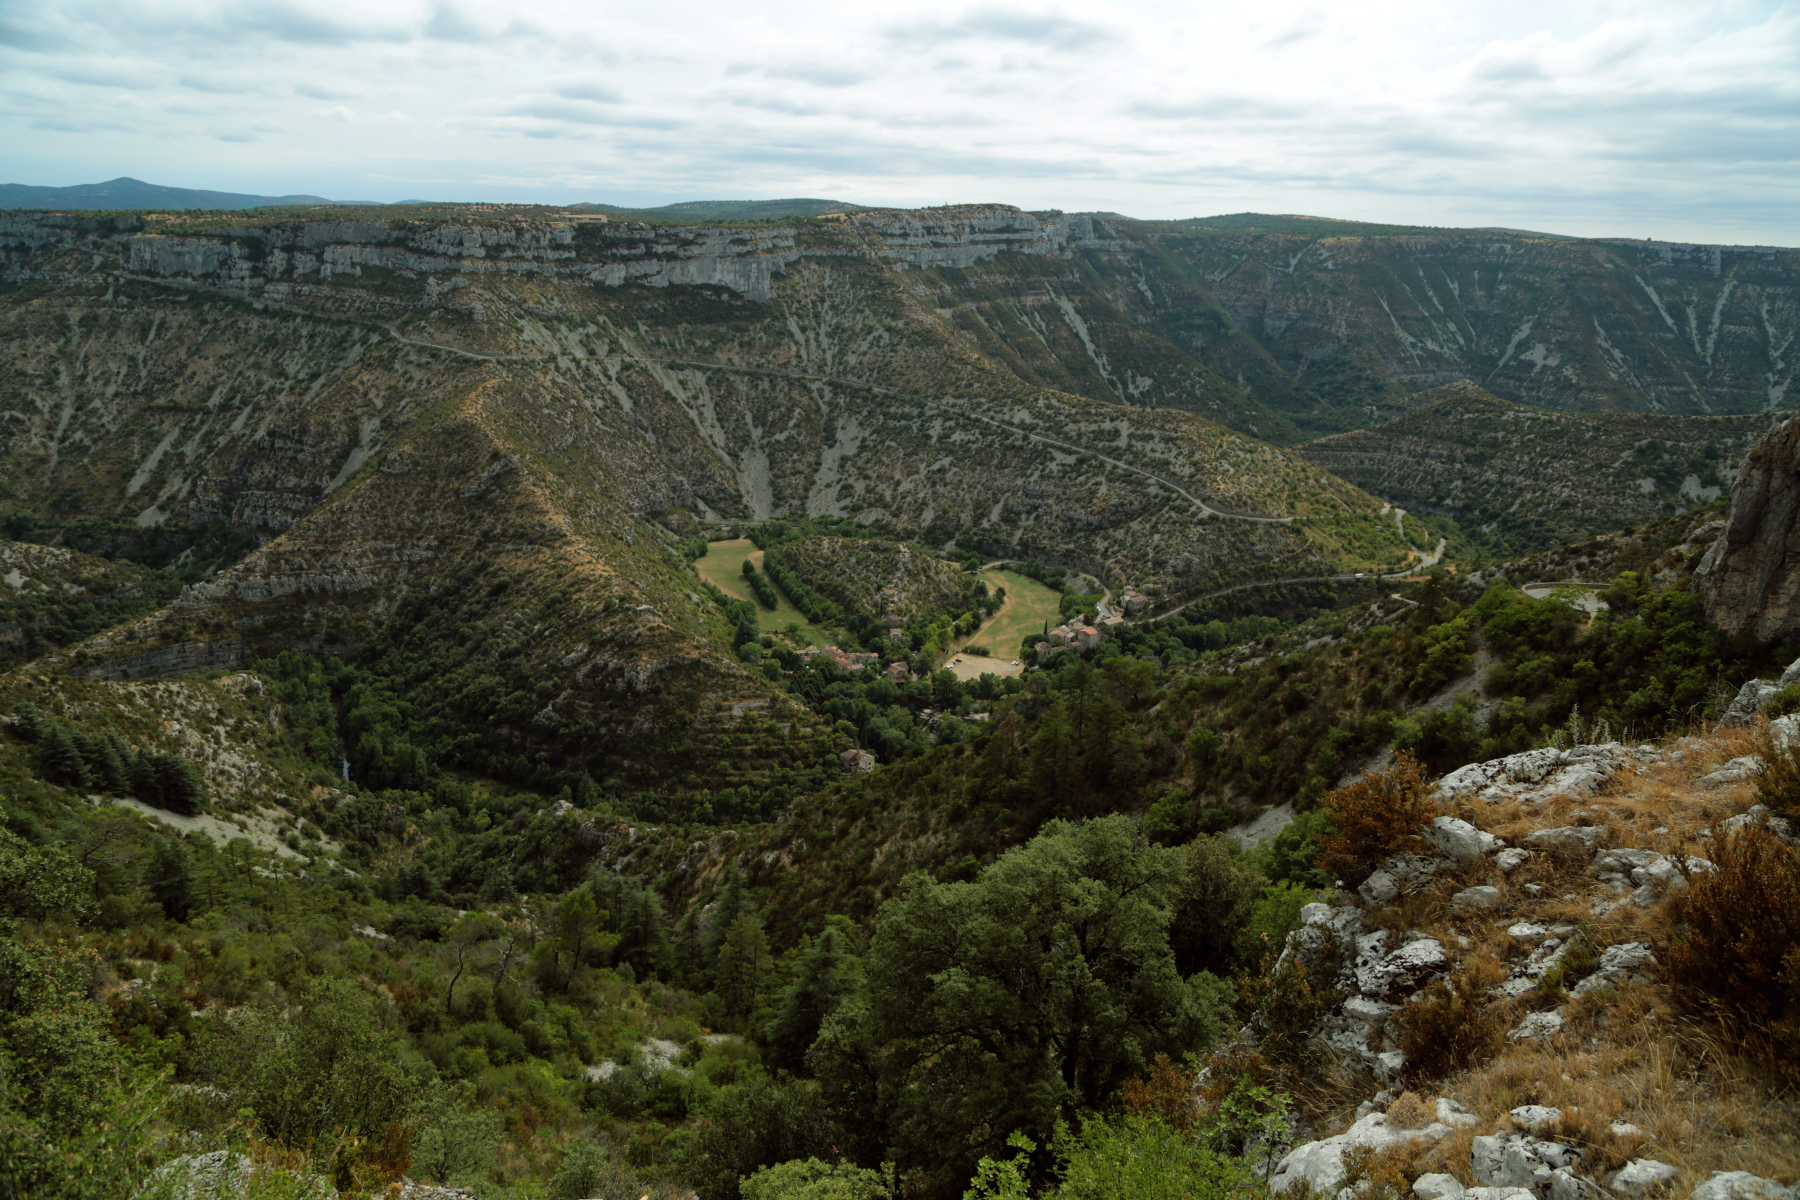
(1696, 417, 1800, 642)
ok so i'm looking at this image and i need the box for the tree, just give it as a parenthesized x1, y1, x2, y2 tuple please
(702, 865, 750, 976)
(194, 976, 424, 1150)
(144, 838, 194, 924)
(533, 886, 616, 992)
(764, 922, 860, 1073)
(0, 830, 95, 922)
(1168, 835, 1263, 977)
(438, 912, 504, 1011)
(713, 914, 774, 1031)
(855, 816, 1233, 1196)
(1314, 751, 1436, 888)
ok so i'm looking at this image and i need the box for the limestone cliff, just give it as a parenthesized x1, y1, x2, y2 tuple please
(1696, 417, 1800, 641)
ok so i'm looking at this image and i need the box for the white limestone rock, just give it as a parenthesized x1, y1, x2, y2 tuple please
(1426, 815, 1500, 865)
(1613, 1159, 1680, 1197)
(1570, 943, 1657, 996)
(1700, 756, 1763, 788)
(1360, 868, 1402, 904)
(1453, 885, 1505, 908)
(1436, 1097, 1479, 1128)
(1472, 1132, 1580, 1190)
(1690, 1172, 1799, 1200)
(1414, 1173, 1466, 1200)
(1269, 1112, 1461, 1195)
(1509, 1010, 1566, 1041)
(1526, 826, 1606, 851)
(1721, 679, 1779, 726)
(1510, 1104, 1563, 1132)
(1496, 847, 1533, 872)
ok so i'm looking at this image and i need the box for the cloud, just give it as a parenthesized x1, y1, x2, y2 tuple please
(730, 61, 871, 88)
(179, 74, 254, 93)
(885, 7, 1116, 51)
(217, 3, 404, 47)
(2, 0, 1796, 245)
(553, 82, 622, 104)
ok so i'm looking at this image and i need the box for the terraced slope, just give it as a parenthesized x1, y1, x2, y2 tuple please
(1298, 382, 1779, 549)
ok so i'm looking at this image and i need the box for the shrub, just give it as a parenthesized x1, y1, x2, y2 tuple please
(1754, 728, 1800, 822)
(1314, 752, 1436, 887)
(740, 1158, 892, 1200)
(1238, 941, 1343, 1068)
(1395, 974, 1504, 1085)
(1660, 826, 1800, 1062)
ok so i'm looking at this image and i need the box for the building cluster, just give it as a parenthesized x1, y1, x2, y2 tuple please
(799, 644, 881, 673)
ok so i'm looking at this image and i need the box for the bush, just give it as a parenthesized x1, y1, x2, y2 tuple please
(1395, 974, 1504, 1085)
(1755, 728, 1800, 822)
(1660, 826, 1800, 1062)
(740, 1158, 892, 1200)
(1314, 752, 1436, 888)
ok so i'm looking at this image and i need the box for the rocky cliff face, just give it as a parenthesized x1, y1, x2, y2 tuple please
(1147, 226, 1800, 431)
(1696, 417, 1800, 641)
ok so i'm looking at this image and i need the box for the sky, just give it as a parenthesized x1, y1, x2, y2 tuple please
(2, 0, 1798, 243)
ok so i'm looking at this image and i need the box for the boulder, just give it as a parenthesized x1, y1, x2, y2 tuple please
(1496, 847, 1533, 872)
(1570, 943, 1657, 996)
(1472, 1132, 1580, 1190)
(1509, 1010, 1566, 1041)
(1613, 1160, 1680, 1197)
(1415, 1174, 1467, 1200)
(1699, 756, 1762, 788)
(1355, 935, 1449, 999)
(1453, 885, 1505, 909)
(1269, 1112, 1461, 1194)
(1360, 868, 1402, 904)
(1426, 815, 1500, 865)
(1497, 938, 1573, 997)
(1720, 680, 1781, 727)
(1525, 826, 1605, 851)
(1509, 1104, 1563, 1133)
(1690, 1172, 1799, 1200)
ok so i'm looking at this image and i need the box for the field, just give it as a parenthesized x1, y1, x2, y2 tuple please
(946, 569, 1064, 679)
(694, 539, 826, 644)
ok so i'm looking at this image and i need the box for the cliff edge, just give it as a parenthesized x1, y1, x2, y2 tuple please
(1697, 417, 1800, 641)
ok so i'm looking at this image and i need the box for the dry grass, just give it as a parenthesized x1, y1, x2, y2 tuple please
(1394, 726, 1800, 1185)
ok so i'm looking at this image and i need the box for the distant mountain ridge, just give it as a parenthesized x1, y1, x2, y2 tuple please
(0, 176, 377, 210)
(0, 176, 873, 218)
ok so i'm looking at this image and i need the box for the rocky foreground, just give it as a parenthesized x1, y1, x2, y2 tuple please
(1259, 728, 1798, 1196)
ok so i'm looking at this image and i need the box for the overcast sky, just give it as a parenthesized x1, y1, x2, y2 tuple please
(3, 0, 1797, 243)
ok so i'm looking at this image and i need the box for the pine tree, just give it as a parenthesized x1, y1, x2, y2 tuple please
(764, 923, 859, 1072)
(701, 865, 749, 976)
(91, 734, 130, 794)
(39, 725, 92, 790)
(145, 837, 194, 923)
(712, 914, 773, 1032)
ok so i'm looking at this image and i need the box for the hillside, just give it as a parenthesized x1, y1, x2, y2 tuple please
(0, 205, 1418, 811)
(1140, 222, 1800, 434)
(1297, 382, 1780, 550)
(3, 410, 1800, 1194)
